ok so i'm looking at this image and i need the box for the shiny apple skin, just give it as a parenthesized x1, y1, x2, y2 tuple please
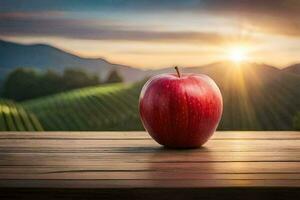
(139, 73, 223, 148)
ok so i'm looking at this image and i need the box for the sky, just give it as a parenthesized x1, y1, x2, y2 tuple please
(0, 0, 300, 69)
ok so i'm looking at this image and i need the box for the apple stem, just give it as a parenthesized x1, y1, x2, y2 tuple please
(175, 66, 181, 78)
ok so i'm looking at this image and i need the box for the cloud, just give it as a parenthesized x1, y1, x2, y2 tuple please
(0, 0, 299, 39)
(0, 0, 201, 12)
(0, 11, 64, 19)
(0, 13, 236, 45)
(201, 0, 300, 37)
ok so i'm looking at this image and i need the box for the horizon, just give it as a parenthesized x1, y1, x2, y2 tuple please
(1, 38, 297, 70)
(1, 0, 300, 69)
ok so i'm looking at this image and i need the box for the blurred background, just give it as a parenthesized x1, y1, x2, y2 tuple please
(0, 0, 299, 131)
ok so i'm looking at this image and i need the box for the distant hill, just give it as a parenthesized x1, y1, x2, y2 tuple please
(22, 62, 300, 131)
(283, 63, 300, 75)
(0, 40, 145, 82)
(23, 83, 143, 131)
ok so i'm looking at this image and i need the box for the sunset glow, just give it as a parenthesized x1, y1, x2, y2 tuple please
(0, 1, 300, 68)
(228, 46, 249, 63)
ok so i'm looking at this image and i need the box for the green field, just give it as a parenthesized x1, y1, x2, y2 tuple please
(0, 99, 43, 131)
(22, 83, 144, 131)
(217, 71, 300, 130)
(0, 63, 299, 131)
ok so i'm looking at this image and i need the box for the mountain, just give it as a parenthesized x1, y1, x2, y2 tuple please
(0, 40, 145, 82)
(283, 63, 300, 75)
(144, 61, 287, 89)
(2, 39, 299, 83)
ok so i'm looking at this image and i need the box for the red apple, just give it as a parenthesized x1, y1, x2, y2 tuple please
(139, 67, 223, 148)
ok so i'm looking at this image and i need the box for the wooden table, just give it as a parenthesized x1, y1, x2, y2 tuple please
(0, 131, 299, 199)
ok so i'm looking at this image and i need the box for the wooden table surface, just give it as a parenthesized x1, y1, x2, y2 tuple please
(0, 131, 299, 199)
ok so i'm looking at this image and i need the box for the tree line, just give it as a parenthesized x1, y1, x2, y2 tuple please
(1, 68, 123, 101)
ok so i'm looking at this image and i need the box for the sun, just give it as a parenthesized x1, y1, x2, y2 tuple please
(228, 46, 249, 63)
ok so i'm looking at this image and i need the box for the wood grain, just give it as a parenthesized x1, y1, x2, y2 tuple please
(0, 131, 299, 199)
